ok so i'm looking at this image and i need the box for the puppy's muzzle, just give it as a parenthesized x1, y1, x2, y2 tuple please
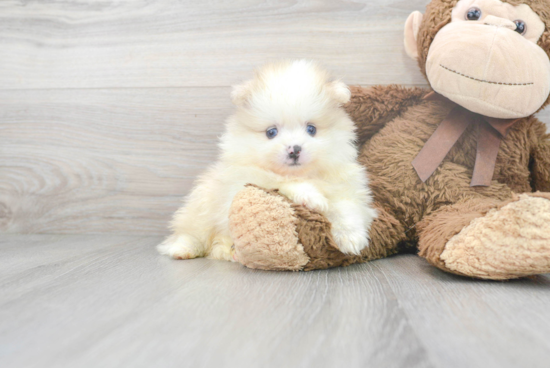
(287, 145, 302, 164)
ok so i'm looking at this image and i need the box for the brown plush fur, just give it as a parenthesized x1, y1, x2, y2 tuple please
(230, 185, 310, 271)
(229, 185, 361, 271)
(417, 196, 517, 274)
(229, 186, 408, 271)
(230, 0, 550, 279)
(440, 193, 550, 279)
(349, 85, 550, 277)
(301, 202, 410, 270)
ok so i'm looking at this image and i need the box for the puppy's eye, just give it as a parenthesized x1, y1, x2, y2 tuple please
(306, 124, 316, 137)
(514, 20, 526, 34)
(465, 7, 482, 21)
(266, 127, 278, 139)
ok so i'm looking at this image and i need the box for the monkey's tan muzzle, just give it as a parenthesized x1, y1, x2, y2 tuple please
(426, 21, 550, 119)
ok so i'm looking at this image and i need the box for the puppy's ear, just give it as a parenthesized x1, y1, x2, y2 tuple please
(231, 80, 254, 107)
(328, 80, 351, 105)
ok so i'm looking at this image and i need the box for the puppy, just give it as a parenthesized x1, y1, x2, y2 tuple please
(158, 60, 377, 261)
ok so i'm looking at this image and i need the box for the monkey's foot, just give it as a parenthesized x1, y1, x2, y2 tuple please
(441, 193, 550, 280)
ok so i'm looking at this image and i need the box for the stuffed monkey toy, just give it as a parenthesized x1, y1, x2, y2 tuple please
(229, 0, 550, 279)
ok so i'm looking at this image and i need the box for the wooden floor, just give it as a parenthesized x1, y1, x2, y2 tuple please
(2, 234, 550, 368)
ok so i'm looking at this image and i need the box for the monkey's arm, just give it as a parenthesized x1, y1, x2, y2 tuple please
(345, 85, 427, 146)
(530, 118, 550, 192)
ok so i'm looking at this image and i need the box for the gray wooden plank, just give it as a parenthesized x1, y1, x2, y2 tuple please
(0, 234, 433, 368)
(0, 0, 430, 89)
(3, 235, 550, 368)
(0, 87, 231, 235)
(378, 256, 550, 368)
(0, 234, 139, 280)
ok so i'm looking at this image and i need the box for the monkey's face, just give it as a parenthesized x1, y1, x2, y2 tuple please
(406, 0, 550, 119)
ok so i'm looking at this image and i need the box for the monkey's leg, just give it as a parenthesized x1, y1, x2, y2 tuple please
(356, 204, 407, 262)
(417, 194, 550, 280)
(229, 186, 406, 271)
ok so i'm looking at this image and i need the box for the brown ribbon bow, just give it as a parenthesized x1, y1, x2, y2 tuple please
(412, 92, 519, 187)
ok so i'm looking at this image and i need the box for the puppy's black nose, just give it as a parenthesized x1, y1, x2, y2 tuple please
(288, 145, 302, 160)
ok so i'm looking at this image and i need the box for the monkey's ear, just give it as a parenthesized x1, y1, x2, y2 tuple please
(231, 80, 254, 107)
(404, 11, 423, 60)
(328, 80, 351, 105)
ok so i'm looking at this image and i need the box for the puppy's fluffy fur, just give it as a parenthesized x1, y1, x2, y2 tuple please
(158, 60, 377, 261)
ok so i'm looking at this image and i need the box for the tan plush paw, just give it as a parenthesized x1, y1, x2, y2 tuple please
(229, 186, 310, 271)
(441, 194, 550, 280)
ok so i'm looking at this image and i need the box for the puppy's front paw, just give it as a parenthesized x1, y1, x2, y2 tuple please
(331, 226, 369, 255)
(157, 234, 204, 260)
(289, 183, 329, 212)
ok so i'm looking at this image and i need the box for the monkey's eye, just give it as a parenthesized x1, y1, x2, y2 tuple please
(514, 20, 527, 35)
(266, 127, 278, 139)
(306, 124, 317, 136)
(466, 7, 482, 21)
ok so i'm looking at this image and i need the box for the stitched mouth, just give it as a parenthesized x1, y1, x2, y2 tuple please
(440, 64, 533, 86)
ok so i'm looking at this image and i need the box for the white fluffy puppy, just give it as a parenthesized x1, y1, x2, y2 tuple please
(158, 60, 377, 261)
